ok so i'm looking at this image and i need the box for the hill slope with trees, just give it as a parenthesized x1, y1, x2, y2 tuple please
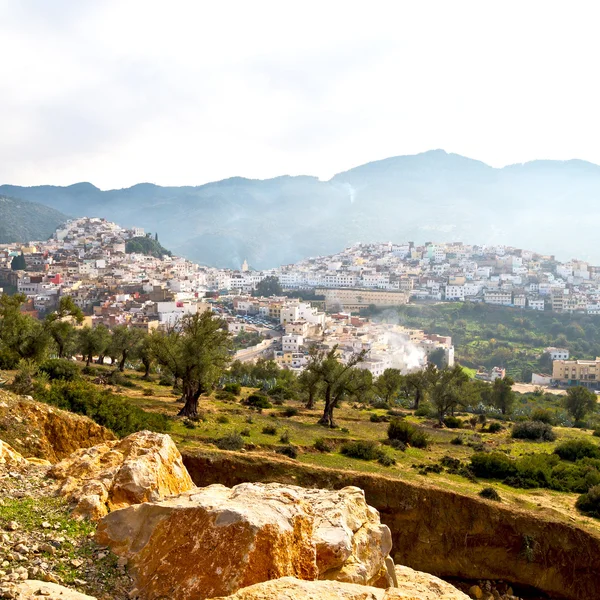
(0, 195, 67, 243)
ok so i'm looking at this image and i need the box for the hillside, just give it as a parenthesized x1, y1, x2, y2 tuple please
(3, 150, 600, 267)
(125, 236, 172, 258)
(0, 195, 67, 243)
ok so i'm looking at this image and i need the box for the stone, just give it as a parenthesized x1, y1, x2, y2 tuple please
(25, 457, 52, 466)
(49, 431, 194, 520)
(9, 580, 97, 599)
(469, 585, 483, 599)
(386, 566, 470, 599)
(96, 483, 393, 600)
(0, 441, 25, 468)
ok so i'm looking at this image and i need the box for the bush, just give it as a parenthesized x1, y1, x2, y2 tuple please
(276, 445, 298, 459)
(377, 453, 396, 467)
(450, 436, 464, 445)
(554, 439, 600, 462)
(511, 421, 556, 442)
(183, 418, 196, 429)
(282, 407, 299, 418)
(223, 383, 241, 395)
(387, 419, 429, 449)
(341, 440, 381, 461)
(372, 400, 390, 410)
(214, 390, 236, 401)
(240, 427, 251, 437)
(35, 380, 170, 437)
(268, 385, 294, 401)
(262, 425, 277, 435)
(216, 415, 230, 424)
(216, 432, 245, 451)
(387, 409, 405, 417)
(443, 416, 462, 429)
(39, 359, 80, 382)
(108, 371, 137, 389)
(479, 487, 502, 502)
(488, 422, 503, 433)
(314, 438, 332, 453)
(575, 485, 600, 518)
(82, 365, 98, 377)
(594, 430, 600, 438)
(530, 408, 554, 425)
(471, 452, 517, 479)
(10, 360, 37, 395)
(279, 430, 290, 444)
(247, 394, 272, 409)
(158, 375, 172, 386)
(142, 388, 154, 397)
(388, 439, 407, 451)
(415, 403, 434, 417)
(370, 414, 389, 423)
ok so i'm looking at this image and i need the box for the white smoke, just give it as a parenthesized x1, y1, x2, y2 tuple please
(343, 182, 356, 204)
(382, 330, 427, 373)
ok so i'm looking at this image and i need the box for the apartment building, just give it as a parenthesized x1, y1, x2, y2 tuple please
(316, 288, 408, 311)
(552, 358, 600, 388)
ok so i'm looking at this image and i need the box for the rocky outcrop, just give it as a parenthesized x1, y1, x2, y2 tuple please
(96, 483, 393, 599)
(0, 580, 97, 599)
(393, 566, 470, 599)
(49, 431, 194, 520)
(0, 439, 26, 467)
(213, 576, 469, 600)
(0, 390, 115, 463)
(182, 449, 600, 600)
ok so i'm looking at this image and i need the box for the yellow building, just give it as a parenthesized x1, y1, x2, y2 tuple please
(316, 288, 408, 312)
(552, 358, 600, 387)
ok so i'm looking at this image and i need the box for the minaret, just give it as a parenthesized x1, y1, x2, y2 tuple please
(241, 259, 249, 272)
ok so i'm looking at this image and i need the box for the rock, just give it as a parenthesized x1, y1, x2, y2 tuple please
(390, 566, 470, 599)
(96, 483, 393, 600)
(5, 522, 19, 532)
(49, 431, 194, 520)
(0, 391, 115, 463)
(25, 457, 52, 466)
(469, 585, 483, 599)
(8, 580, 97, 599)
(0, 441, 25, 468)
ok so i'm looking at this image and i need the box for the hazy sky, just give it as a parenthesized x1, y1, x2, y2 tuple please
(1, 0, 599, 189)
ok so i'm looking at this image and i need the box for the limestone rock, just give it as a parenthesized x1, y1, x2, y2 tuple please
(3, 580, 97, 599)
(0, 440, 26, 467)
(49, 430, 194, 520)
(0, 390, 115, 462)
(213, 577, 387, 600)
(96, 482, 393, 599)
(392, 565, 470, 599)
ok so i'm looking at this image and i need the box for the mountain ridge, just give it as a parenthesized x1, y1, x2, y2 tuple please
(2, 150, 599, 268)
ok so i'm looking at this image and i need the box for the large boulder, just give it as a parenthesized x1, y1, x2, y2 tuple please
(49, 430, 194, 520)
(0, 580, 97, 599)
(213, 576, 469, 600)
(393, 566, 470, 599)
(0, 390, 115, 462)
(96, 483, 393, 600)
(0, 439, 26, 467)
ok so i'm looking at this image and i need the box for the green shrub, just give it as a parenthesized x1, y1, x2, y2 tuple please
(240, 427, 251, 437)
(414, 403, 433, 417)
(81, 365, 98, 377)
(470, 452, 517, 479)
(279, 430, 290, 444)
(575, 485, 600, 518)
(511, 421, 556, 441)
(450, 436, 464, 445)
(142, 388, 154, 397)
(479, 487, 501, 501)
(35, 380, 170, 437)
(387, 419, 429, 449)
(215, 432, 244, 451)
(370, 414, 389, 423)
(223, 383, 241, 395)
(530, 408, 554, 425)
(388, 439, 407, 451)
(282, 407, 299, 418)
(10, 360, 37, 395)
(247, 394, 272, 409)
(314, 438, 332, 453)
(594, 430, 600, 438)
(488, 422, 503, 433)
(554, 439, 600, 462)
(215, 390, 236, 401)
(262, 425, 277, 435)
(276, 445, 298, 459)
(443, 416, 462, 429)
(268, 385, 294, 401)
(372, 400, 390, 410)
(377, 453, 396, 467)
(39, 359, 80, 382)
(341, 440, 381, 461)
(216, 415, 230, 424)
(158, 375, 172, 386)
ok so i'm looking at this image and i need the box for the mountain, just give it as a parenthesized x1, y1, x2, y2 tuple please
(3, 150, 600, 268)
(0, 195, 68, 244)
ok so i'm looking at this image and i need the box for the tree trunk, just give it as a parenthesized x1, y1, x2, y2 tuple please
(142, 359, 151, 379)
(119, 351, 127, 372)
(178, 387, 201, 417)
(413, 387, 421, 410)
(318, 386, 336, 428)
(86, 354, 92, 366)
(97, 355, 105, 365)
(305, 388, 316, 409)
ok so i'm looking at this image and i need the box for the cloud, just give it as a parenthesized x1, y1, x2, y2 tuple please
(1, 0, 600, 188)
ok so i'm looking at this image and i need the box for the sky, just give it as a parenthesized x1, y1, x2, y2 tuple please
(1, 0, 600, 190)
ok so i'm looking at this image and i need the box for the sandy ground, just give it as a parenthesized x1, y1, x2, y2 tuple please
(512, 383, 567, 395)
